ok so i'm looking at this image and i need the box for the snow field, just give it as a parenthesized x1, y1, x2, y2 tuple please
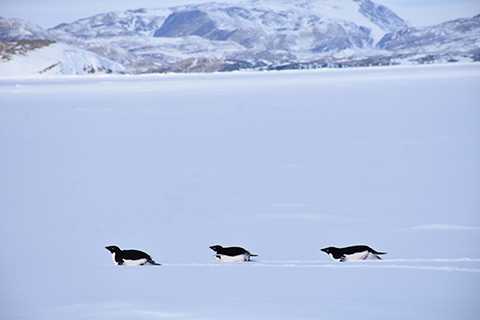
(0, 63, 479, 319)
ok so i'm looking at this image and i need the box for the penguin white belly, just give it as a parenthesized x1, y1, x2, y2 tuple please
(344, 251, 369, 261)
(111, 253, 118, 265)
(215, 254, 248, 262)
(329, 251, 371, 262)
(122, 258, 147, 266)
(363, 252, 381, 260)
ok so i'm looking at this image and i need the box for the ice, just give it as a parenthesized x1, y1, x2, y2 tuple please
(0, 63, 479, 319)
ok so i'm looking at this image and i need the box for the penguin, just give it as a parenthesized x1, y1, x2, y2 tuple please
(321, 245, 386, 262)
(209, 245, 258, 262)
(105, 245, 161, 266)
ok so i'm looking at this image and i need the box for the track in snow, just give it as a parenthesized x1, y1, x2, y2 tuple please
(159, 259, 480, 273)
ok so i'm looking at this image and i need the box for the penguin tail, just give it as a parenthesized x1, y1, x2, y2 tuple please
(147, 260, 162, 266)
(373, 253, 386, 260)
(250, 254, 258, 257)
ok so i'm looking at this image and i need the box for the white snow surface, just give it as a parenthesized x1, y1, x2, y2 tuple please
(0, 63, 479, 319)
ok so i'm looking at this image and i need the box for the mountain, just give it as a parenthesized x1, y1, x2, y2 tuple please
(47, 0, 409, 73)
(0, 18, 125, 76)
(1, 0, 479, 75)
(0, 39, 126, 77)
(0, 17, 56, 41)
(273, 13, 480, 69)
(376, 14, 480, 63)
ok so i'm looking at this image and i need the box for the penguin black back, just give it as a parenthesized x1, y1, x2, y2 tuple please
(105, 245, 161, 266)
(209, 245, 251, 256)
(209, 245, 258, 261)
(321, 245, 386, 262)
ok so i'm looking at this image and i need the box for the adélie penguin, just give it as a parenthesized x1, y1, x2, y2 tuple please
(321, 245, 386, 262)
(209, 245, 258, 262)
(105, 245, 161, 266)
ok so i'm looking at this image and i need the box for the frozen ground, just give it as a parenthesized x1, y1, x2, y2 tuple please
(0, 63, 479, 319)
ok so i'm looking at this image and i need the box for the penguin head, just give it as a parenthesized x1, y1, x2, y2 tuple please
(105, 245, 121, 253)
(209, 245, 223, 253)
(321, 247, 335, 254)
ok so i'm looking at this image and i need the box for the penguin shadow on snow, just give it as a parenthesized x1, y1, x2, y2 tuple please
(321, 245, 387, 262)
(209, 245, 258, 262)
(105, 245, 161, 266)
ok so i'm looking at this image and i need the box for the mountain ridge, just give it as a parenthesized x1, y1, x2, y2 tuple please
(1, 0, 479, 76)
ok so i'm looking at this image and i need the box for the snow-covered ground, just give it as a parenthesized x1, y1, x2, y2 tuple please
(0, 63, 479, 320)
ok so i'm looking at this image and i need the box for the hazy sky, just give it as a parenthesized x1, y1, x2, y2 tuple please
(1, 0, 480, 29)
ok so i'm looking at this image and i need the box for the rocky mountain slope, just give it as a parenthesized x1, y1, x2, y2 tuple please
(0, 18, 125, 76)
(376, 14, 480, 62)
(1, 0, 479, 75)
(47, 0, 409, 72)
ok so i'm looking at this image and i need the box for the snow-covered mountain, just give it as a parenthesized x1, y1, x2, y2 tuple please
(376, 14, 480, 62)
(47, 0, 410, 73)
(0, 18, 125, 76)
(1, 0, 479, 75)
(273, 13, 480, 69)
(0, 17, 56, 41)
(0, 40, 126, 77)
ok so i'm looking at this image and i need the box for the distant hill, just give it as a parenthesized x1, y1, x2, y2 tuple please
(0, 18, 125, 76)
(1, 0, 479, 76)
